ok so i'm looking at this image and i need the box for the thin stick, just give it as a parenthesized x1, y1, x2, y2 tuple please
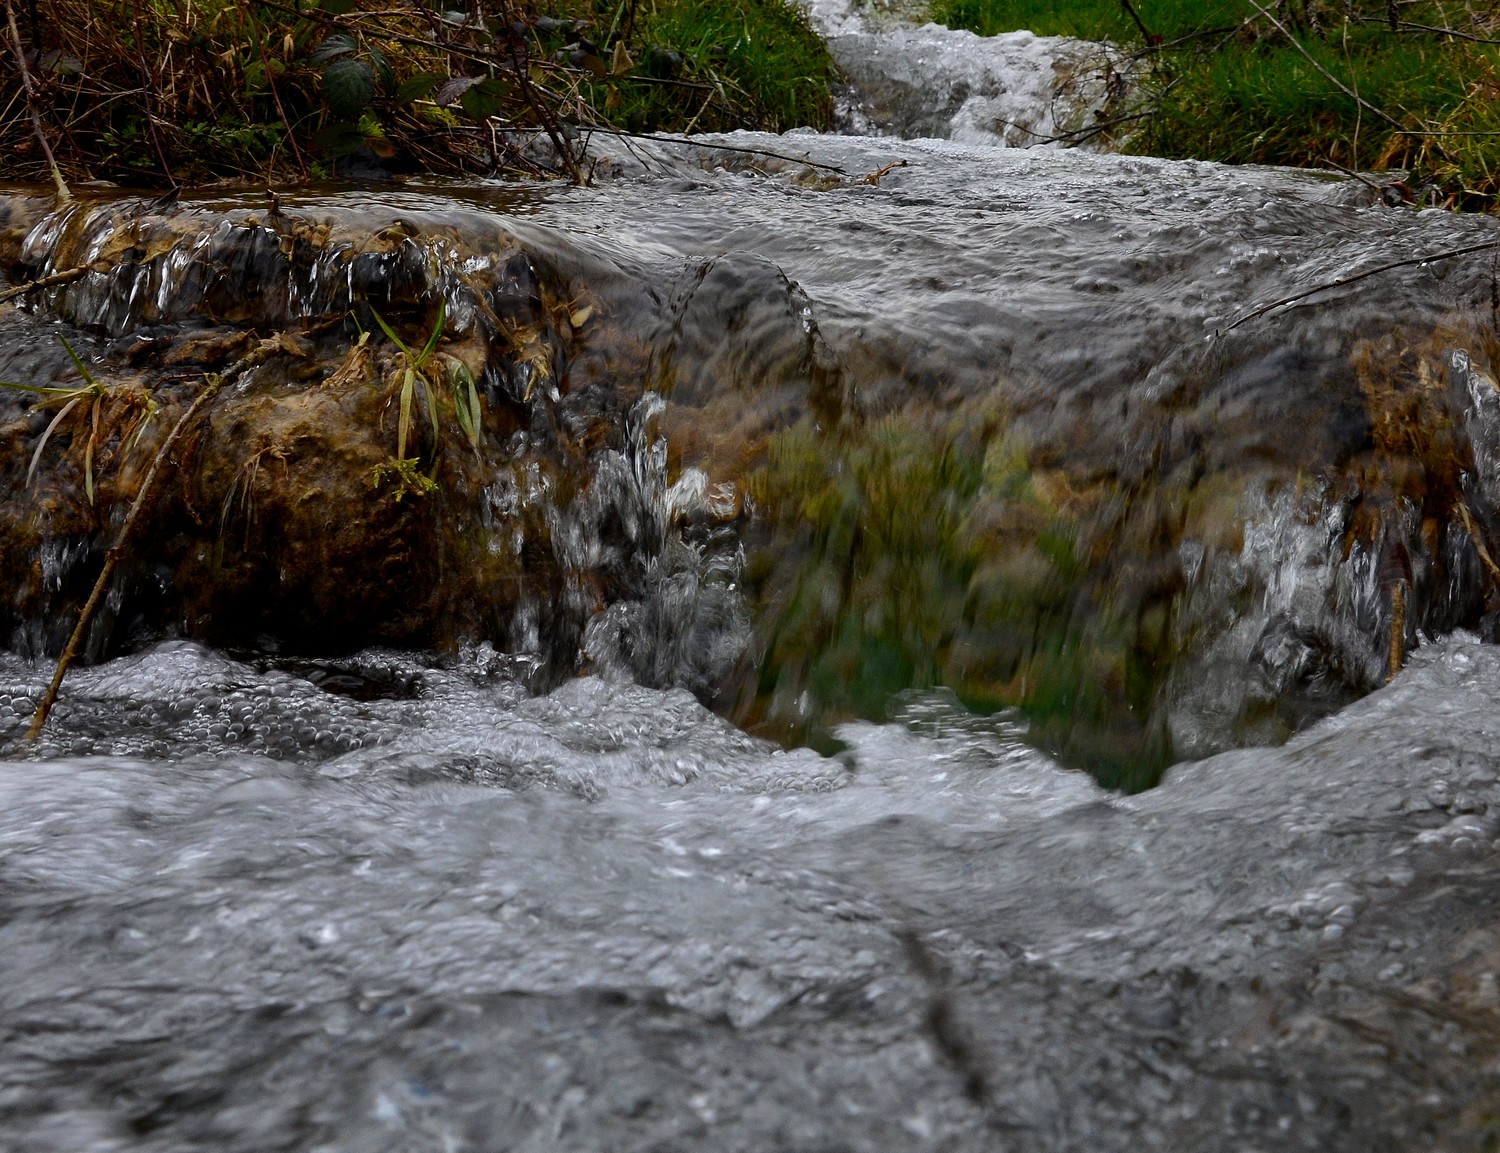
(1371, 17, 1500, 46)
(1457, 501, 1500, 584)
(1317, 156, 1382, 193)
(506, 36, 583, 185)
(236, 0, 308, 182)
(24, 367, 238, 741)
(568, 125, 849, 174)
(128, 0, 176, 189)
(1119, 0, 1156, 44)
(1387, 580, 1406, 682)
(4, 0, 70, 202)
(1220, 237, 1500, 332)
(859, 159, 908, 186)
(0, 264, 89, 304)
(1245, 0, 1408, 132)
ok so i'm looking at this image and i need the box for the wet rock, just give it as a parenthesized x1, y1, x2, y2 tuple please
(5, 132, 1500, 780)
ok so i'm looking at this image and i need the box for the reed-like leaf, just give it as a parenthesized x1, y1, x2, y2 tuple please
(1, 380, 91, 398)
(420, 374, 440, 466)
(455, 377, 482, 449)
(27, 395, 80, 488)
(415, 299, 446, 370)
(58, 335, 103, 393)
(84, 396, 100, 505)
(128, 398, 158, 452)
(370, 307, 411, 357)
(397, 366, 415, 461)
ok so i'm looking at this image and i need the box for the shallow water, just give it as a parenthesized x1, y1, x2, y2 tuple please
(7, 130, 1499, 759)
(3, 635, 1500, 1150)
(6, 79, 1500, 1146)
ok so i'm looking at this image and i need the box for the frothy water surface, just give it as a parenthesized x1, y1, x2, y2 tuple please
(3, 635, 1500, 1150)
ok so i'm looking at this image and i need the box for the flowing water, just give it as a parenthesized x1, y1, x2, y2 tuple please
(800, 0, 1132, 146)
(5, 35, 1500, 1153)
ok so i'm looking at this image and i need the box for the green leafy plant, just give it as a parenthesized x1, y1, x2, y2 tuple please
(370, 299, 447, 466)
(0, 335, 155, 504)
(368, 456, 440, 501)
(365, 298, 482, 501)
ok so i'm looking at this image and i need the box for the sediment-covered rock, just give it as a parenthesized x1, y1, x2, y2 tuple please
(4, 133, 1500, 784)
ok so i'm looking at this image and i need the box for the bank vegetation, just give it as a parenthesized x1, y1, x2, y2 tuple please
(934, 0, 1500, 208)
(0, 0, 835, 187)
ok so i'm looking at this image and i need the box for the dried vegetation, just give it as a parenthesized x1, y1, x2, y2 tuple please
(0, 0, 835, 187)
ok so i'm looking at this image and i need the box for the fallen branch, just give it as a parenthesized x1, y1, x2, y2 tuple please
(1220, 237, 1500, 332)
(859, 159, 908, 186)
(4, 0, 70, 203)
(0, 264, 90, 304)
(572, 125, 848, 174)
(1457, 501, 1500, 586)
(24, 344, 274, 741)
(1316, 157, 1383, 194)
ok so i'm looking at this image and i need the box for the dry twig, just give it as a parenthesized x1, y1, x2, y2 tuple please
(24, 343, 279, 741)
(4, 0, 70, 202)
(1221, 237, 1500, 331)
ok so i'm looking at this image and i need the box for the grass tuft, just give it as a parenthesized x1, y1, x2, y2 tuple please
(931, 0, 1500, 207)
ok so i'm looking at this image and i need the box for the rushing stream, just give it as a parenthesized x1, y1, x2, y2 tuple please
(6, 14, 1500, 1150)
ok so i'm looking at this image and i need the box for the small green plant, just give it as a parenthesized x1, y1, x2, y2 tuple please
(369, 299, 450, 466)
(0, 335, 155, 504)
(365, 297, 483, 499)
(368, 456, 439, 501)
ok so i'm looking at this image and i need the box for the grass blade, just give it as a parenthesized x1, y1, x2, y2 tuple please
(370, 306, 411, 356)
(397, 366, 414, 460)
(27, 395, 79, 487)
(128, 397, 158, 452)
(464, 377, 482, 448)
(84, 395, 100, 504)
(1, 381, 84, 396)
(452, 378, 474, 445)
(58, 334, 101, 392)
(415, 299, 446, 369)
(420, 372, 440, 465)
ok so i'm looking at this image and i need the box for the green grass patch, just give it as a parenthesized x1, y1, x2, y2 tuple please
(555, 0, 835, 134)
(931, 0, 1225, 41)
(930, 0, 1500, 206)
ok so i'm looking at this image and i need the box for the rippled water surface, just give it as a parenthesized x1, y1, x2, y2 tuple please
(4, 634, 1500, 1151)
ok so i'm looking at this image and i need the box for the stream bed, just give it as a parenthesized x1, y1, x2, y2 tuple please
(3, 635, 1500, 1151)
(4, 60, 1500, 1152)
